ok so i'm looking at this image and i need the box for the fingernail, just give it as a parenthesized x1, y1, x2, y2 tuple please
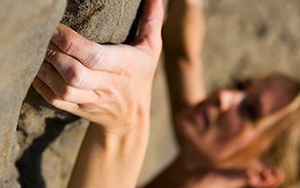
(52, 28, 60, 39)
(46, 48, 52, 58)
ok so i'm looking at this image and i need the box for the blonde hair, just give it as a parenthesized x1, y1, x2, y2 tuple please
(264, 95, 300, 188)
(225, 74, 300, 188)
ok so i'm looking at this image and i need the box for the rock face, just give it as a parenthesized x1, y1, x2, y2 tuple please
(61, 0, 143, 43)
(0, 0, 67, 187)
(15, 0, 143, 188)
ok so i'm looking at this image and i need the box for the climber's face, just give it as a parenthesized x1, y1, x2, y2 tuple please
(176, 75, 298, 167)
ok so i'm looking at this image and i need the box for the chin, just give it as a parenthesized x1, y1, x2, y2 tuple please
(175, 111, 229, 167)
(175, 111, 209, 154)
(175, 110, 196, 137)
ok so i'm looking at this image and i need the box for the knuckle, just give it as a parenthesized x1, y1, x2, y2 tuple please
(86, 48, 108, 70)
(64, 66, 84, 87)
(38, 64, 49, 80)
(44, 91, 57, 105)
(58, 87, 72, 101)
(46, 94, 56, 104)
(38, 69, 47, 80)
(85, 47, 101, 69)
(37, 81, 47, 91)
(61, 37, 75, 55)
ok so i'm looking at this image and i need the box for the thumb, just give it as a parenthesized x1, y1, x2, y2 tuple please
(135, 0, 164, 55)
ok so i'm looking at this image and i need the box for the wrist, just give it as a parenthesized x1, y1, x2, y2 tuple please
(70, 115, 150, 188)
(87, 113, 150, 168)
(90, 98, 150, 135)
(90, 120, 149, 143)
(88, 121, 149, 154)
(89, 103, 150, 145)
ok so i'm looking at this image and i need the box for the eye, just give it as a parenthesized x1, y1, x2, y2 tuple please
(239, 100, 259, 121)
(245, 104, 258, 121)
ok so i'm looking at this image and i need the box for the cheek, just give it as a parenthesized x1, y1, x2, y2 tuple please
(215, 112, 247, 141)
(175, 110, 254, 163)
(175, 111, 197, 140)
(177, 113, 223, 156)
(176, 112, 213, 152)
(176, 112, 201, 141)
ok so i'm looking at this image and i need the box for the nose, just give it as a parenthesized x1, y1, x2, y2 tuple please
(215, 89, 244, 112)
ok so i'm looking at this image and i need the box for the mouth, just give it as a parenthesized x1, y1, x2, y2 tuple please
(194, 107, 209, 131)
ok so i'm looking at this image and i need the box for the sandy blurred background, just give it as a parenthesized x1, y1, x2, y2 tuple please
(139, 0, 300, 186)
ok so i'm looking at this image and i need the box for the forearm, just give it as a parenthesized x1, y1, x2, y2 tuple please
(165, 58, 205, 113)
(164, 0, 206, 114)
(67, 120, 149, 188)
(164, 0, 205, 60)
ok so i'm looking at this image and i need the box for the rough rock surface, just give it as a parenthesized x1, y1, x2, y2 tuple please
(0, 0, 67, 187)
(61, 0, 143, 43)
(16, 0, 143, 188)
